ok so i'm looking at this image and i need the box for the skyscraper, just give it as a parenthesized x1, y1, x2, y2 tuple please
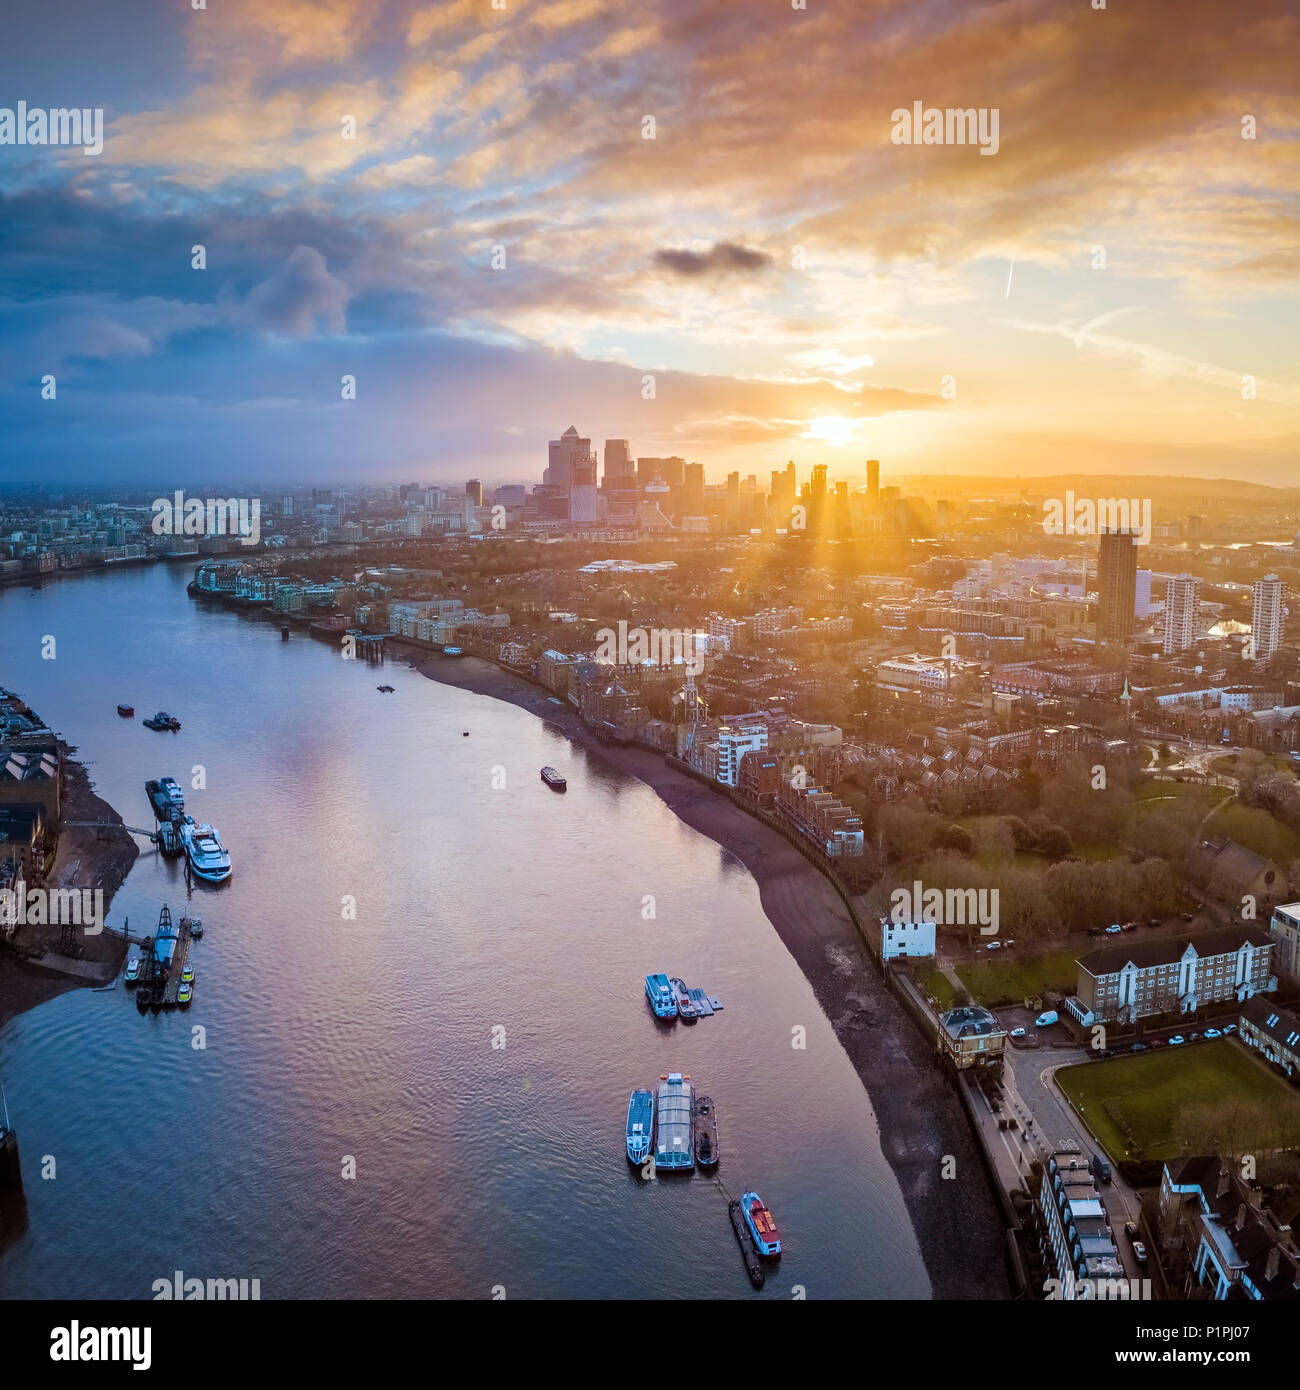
(602, 439, 634, 490)
(569, 445, 599, 524)
(547, 426, 594, 521)
(465, 478, 483, 507)
(1251, 574, 1285, 662)
(866, 459, 880, 503)
(1163, 573, 1200, 654)
(1097, 529, 1139, 642)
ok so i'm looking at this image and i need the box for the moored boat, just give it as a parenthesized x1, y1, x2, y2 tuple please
(143, 711, 181, 731)
(654, 1073, 694, 1172)
(540, 766, 567, 791)
(644, 972, 677, 1020)
(124, 956, 140, 986)
(180, 818, 231, 884)
(693, 1095, 719, 1169)
(625, 1088, 654, 1165)
(669, 976, 697, 1022)
(116, 703, 134, 717)
(145, 777, 185, 821)
(740, 1191, 782, 1256)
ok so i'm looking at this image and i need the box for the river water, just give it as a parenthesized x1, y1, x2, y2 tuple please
(0, 561, 928, 1299)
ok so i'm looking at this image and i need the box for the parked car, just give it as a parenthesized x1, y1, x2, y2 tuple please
(1092, 1152, 1112, 1184)
(1010, 1027, 1026, 1038)
(1105, 924, 1123, 935)
(1125, 1221, 1140, 1241)
(1147, 918, 1161, 927)
(1204, 1028, 1222, 1039)
(1133, 1241, 1148, 1265)
(1131, 1042, 1148, 1052)
(987, 941, 1002, 950)
(1035, 1010, 1059, 1028)
(1223, 1023, 1238, 1035)
(1181, 912, 1194, 921)
(1169, 1035, 1186, 1045)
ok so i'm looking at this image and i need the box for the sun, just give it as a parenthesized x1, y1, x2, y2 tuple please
(805, 416, 861, 447)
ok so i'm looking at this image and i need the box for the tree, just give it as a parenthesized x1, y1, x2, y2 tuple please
(1036, 824, 1073, 860)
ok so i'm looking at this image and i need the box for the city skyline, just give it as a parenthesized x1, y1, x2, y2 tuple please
(1, 0, 1297, 485)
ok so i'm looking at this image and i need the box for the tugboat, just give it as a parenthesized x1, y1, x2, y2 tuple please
(625, 1089, 655, 1165)
(669, 976, 697, 1022)
(540, 767, 567, 791)
(740, 1191, 782, 1256)
(142, 711, 181, 731)
(116, 703, 134, 717)
(644, 972, 677, 1019)
(693, 1095, 719, 1169)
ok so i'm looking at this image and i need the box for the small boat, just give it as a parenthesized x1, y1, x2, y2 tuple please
(116, 703, 134, 717)
(145, 777, 185, 821)
(280, 627, 290, 640)
(693, 1095, 719, 1169)
(626, 1089, 655, 1165)
(178, 982, 193, 1008)
(644, 972, 677, 1020)
(376, 684, 395, 693)
(669, 976, 697, 1022)
(188, 917, 203, 938)
(136, 985, 152, 1011)
(180, 818, 231, 884)
(143, 711, 181, 731)
(540, 767, 567, 791)
(740, 1192, 782, 1257)
(124, 956, 140, 986)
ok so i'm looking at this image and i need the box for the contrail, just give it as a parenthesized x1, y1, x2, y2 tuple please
(1005, 254, 1015, 299)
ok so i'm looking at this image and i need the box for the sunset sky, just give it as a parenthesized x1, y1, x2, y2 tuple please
(1, 0, 1296, 487)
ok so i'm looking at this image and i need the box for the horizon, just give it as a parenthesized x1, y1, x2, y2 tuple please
(0, 0, 1296, 486)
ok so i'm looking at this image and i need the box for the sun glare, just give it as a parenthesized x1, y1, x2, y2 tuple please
(806, 416, 861, 447)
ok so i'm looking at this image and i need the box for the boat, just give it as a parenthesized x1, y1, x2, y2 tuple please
(740, 1191, 782, 1256)
(178, 981, 193, 1008)
(124, 956, 140, 986)
(179, 818, 232, 884)
(540, 767, 567, 791)
(116, 703, 134, 717)
(625, 1089, 655, 1165)
(280, 627, 290, 640)
(693, 1095, 719, 1169)
(654, 1073, 694, 1172)
(145, 777, 185, 821)
(188, 916, 203, 938)
(142, 711, 181, 731)
(644, 972, 677, 1020)
(669, 976, 697, 1022)
(376, 684, 395, 693)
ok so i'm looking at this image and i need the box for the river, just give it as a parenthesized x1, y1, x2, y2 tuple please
(0, 561, 928, 1299)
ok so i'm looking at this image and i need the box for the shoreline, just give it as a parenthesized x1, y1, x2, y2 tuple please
(0, 756, 138, 1034)
(400, 646, 1011, 1300)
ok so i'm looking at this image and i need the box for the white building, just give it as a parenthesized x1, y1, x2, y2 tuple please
(1163, 573, 1201, 654)
(1251, 574, 1285, 662)
(715, 723, 769, 786)
(881, 920, 936, 962)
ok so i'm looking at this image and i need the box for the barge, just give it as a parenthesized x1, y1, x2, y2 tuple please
(145, 776, 185, 821)
(540, 766, 567, 791)
(654, 1073, 694, 1172)
(693, 1095, 719, 1169)
(142, 711, 181, 731)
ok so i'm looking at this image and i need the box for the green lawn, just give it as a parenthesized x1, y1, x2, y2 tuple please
(1205, 802, 1300, 865)
(1057, 1041, 1300, 1163)
(955, 949, 1079, 1005)
(918, 968, 955, 1010)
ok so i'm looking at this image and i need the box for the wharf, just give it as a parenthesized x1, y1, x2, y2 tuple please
(159, 916, 194, 1007)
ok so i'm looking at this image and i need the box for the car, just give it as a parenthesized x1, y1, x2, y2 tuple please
(1131, 1042, 1148, 1052)
(1092, 1152, 1112, 1184)
(1003, 939, 1015, 948)
(181, 964, 195, 984)
(1181, 912, 1195, 921)
(1204, 1028, 1222, 1039)
(1169, 1035, 1185, 1045)
(1120, 923, 1136, 932)
(1010, 1027, 1026, 1038)
(1147, 918, 1161, 928)
(1132, 1241, 1148, 1265)
(1223, 1023, 1237, 1035)
(1105, 924, 1123, 935)
(1125, 1221, 1140, 1241)
(986, 941, 1002, 950)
